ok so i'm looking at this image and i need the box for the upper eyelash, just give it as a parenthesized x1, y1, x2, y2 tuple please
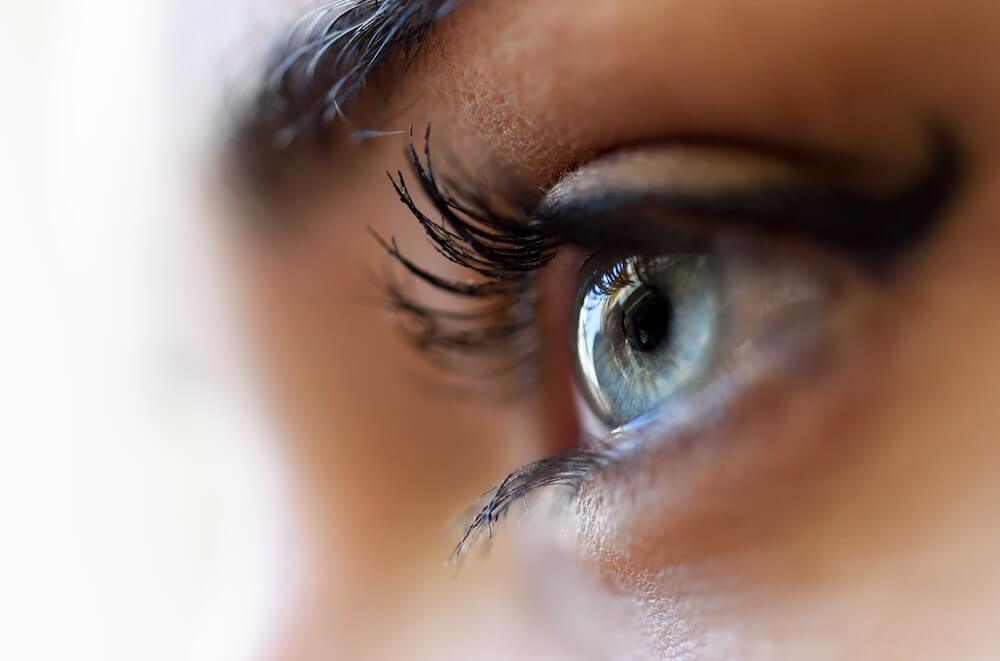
(588, 255, 662, 296)
(370, 125, 561, 385)
(591, 258, 635, 296)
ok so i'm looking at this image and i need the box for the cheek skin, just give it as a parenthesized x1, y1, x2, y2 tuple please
(230, 139, 543, 587)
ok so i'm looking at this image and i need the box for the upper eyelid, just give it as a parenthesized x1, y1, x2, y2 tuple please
(534, 124, 964, 275)
(370, 121, 963, 391)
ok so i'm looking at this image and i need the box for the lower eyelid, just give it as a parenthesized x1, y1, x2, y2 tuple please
(572, 320, 878, 566)
(499, 241, 876, 564)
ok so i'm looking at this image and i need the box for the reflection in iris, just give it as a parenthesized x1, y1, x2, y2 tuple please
(574, 255, 720, 427)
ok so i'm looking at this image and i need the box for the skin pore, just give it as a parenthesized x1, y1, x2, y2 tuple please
(221, 0, 1000, 658)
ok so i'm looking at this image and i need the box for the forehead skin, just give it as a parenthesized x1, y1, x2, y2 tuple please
(225, 0, 1000, 659)
(406, 0, 999, 179)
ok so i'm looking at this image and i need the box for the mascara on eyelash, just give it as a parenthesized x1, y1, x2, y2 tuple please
(449, 448, 610, 562)
(370, 125, 557, 390)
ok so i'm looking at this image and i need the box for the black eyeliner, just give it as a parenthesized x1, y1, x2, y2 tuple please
(533, 124, 963, 275)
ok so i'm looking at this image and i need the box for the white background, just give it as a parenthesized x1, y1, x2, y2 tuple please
(0, 1, 288, 659)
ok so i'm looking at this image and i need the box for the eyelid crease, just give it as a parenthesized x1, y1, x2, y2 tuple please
(534, 123, 964, 275)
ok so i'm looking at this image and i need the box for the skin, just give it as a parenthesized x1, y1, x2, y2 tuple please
(215, 0, 1000, 658)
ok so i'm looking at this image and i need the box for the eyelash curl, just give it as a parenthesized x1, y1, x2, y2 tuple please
(450, 449, 609, 562)
(370, 125, 562, 386)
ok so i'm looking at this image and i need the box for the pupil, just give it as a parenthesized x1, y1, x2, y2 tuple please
(622, 286, 673, 353)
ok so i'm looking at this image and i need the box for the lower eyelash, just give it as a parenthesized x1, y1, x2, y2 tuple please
(450, 448, 609, 562)
(370, 125, 561, 385)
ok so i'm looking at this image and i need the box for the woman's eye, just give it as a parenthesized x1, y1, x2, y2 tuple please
(575, 254, 719, 427)
(573, 243, 835, 430)
(375, 130, 957, 452)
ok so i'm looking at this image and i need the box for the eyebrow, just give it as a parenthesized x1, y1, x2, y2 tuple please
(230, 0, 462, 187)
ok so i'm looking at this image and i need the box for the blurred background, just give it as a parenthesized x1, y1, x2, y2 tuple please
(1, 1, 287, 659)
